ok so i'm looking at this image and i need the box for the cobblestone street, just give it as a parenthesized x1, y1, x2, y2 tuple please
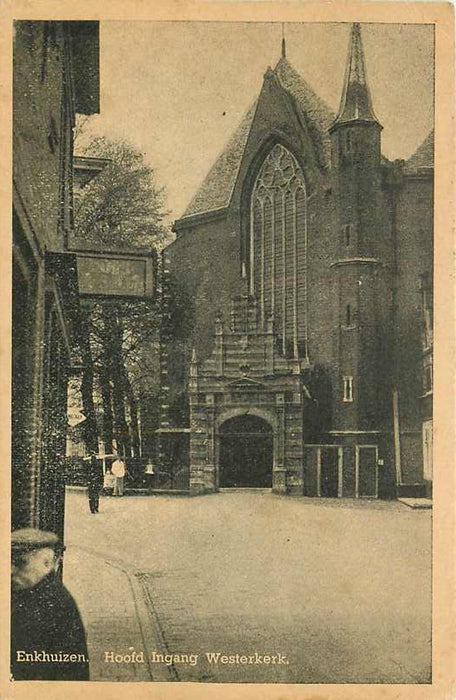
(64, 489, 431, 684)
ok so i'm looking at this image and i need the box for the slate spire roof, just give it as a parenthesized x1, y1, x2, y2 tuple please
(332, 23, 380, 129)
(179, 57, 334, 222)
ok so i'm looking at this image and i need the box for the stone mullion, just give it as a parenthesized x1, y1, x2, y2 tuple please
(249, 196, 255, 295)
(260, 199, 265, 329)
(292, 190, 298, 358)
(271, 191, 276, 318)
(302, 188, 309, 361)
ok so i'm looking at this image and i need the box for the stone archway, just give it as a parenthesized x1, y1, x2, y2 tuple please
(218, 414, 273, 488)
(188, 297, 308, 495)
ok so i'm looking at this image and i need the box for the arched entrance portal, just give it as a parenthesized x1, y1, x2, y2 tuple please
(218, 415, 273, 488)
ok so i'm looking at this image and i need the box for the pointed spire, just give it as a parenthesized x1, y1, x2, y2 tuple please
(332, 23, 381, 129)
(281, 23, 286, 58)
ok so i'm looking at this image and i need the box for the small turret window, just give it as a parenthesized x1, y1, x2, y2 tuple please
(343, 224, 352, 246)
(419, 274, 433, 350)
(343, 376, 353, 402)
(423, 363, 432, 394)
(343, 302, 356, 329)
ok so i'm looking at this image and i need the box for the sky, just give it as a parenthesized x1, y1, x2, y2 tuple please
(76, 21, 434, 226)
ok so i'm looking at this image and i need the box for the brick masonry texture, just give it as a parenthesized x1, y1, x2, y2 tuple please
(164, 31, 433, 494)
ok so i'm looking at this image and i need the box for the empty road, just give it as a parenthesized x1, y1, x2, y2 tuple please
(64, 489, 431, 684)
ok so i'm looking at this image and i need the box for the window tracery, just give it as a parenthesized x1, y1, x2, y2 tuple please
(249, 144, 308, 359)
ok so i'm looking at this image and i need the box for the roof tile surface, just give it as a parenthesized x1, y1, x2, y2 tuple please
(404, 130, 434, 172)
(180, 58, 334, 221)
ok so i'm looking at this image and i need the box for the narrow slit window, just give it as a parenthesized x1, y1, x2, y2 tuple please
(41, 25, 49, 82)
(47, 116, 58, 153)
(423, 364, 433, 394)
(343, 376, 353, 402)
(345, 224, 351, 246)
(346, 304, 351, 326)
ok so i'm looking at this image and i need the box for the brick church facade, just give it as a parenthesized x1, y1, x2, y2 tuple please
(160, 24, 433, 498)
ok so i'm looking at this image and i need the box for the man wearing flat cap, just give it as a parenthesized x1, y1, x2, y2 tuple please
(11, 528, 90, 681)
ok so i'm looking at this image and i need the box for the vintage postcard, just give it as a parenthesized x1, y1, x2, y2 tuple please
(1, 1, 454, 699)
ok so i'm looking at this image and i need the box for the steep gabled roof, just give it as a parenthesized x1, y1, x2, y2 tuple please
(404, 130, 434, 173)
(182, 101, 257, 220)
(180, 57, 334, 222)
(274, 57, 334, 169)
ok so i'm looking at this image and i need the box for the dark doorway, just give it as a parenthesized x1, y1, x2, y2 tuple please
(357, 447, 378, 497)
(219, 415, 273, 488)
(320, 447, 339, 497)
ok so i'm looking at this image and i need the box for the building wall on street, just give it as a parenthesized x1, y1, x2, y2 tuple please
(12, 21, 99, 538)
(394, 173, 433, 484)
(14, 21, 73, 253)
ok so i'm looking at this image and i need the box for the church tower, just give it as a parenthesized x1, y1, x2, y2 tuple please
(329, 24, 387, 444)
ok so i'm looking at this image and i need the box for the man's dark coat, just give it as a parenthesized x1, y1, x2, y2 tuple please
(11, 572, 90, 680)
(87, 456, 103, 489)
(87, 455, 104, 512)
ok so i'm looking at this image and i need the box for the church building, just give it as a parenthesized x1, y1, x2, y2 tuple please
(160, 24, 433, 499)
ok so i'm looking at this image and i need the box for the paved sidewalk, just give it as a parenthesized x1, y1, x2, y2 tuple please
(63, 545, 150, 681)
(63, 499, 174, 682)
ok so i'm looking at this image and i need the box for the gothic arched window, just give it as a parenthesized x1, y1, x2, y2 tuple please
(249, 143, 308, 358)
